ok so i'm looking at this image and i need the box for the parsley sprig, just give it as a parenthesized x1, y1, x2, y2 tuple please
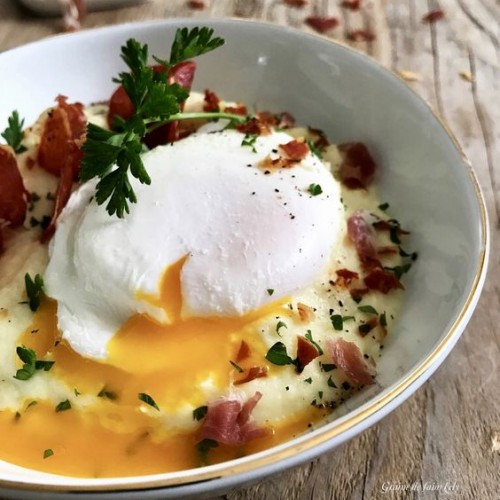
(1, 110, 27, 153)
(81, 27, 246, 218)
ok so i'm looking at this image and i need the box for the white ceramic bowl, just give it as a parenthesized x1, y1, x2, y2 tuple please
(0, 18, 489, 499)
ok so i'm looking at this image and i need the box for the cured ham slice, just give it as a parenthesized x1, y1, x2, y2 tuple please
(327, 337, 375, 386)
(346, 211, 404, 293)
(37, 95, 86, 179)
(347, 211, 379, 270)
(200, 392, 270, 446)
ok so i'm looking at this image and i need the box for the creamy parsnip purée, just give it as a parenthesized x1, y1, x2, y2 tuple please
(0, 93, 413, 478)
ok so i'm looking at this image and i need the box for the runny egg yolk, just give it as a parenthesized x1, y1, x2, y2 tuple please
(1, 259, 327, 477)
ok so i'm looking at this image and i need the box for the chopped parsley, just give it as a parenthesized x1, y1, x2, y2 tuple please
(97, 387, 118, 400)
(327, 376, 337, 388)
(24, 273, 44, 312)
(13, 346, 54, 381)
(265, 342, 295, 366)
(380, 312, 387, 327)
(196, 438, 218, 466)
(308, 183, 323, 196)
(241, 133, 257, 152)
(1, 110, 27, 153)
(307, 139, 323, 158)
(267, 288, 274, 296)
(43, 449, 54, 459)
(305, 330, 323, 355)
(192, 405, 208, 421)
(276, 320, 288, 335)
(321, 363, 336, 372)
(357, 305, 378, 315)
(304, 377, 313, 384)
(384, 263, 412, 280)
(55, 400, 71, 412)
(330, 314, 343, 331)
(358, 323, 374, 335)
(138, 392, 160, 411)
(229, 360, 244, 373)
(378, 202, 390, 211)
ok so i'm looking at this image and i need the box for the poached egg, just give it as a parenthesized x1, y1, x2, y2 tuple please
(45, 128, 344, 360)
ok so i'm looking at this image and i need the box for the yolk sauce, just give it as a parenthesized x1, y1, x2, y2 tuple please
(0, 260, 326, 477)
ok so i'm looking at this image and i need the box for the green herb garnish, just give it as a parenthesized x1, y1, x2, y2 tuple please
(55, 400, 71, 412)
(24, 273, 44, 312)
(241, 133, 257, 152)
(380, 312, 387, 327)
(306, 140, 323, 158)
(357, 305, 378, 315)
(384, 263, 412, 280)
(138, 392, 160, 410)
(378, 202, 389, 211)
(97, 387, 118, 400)
(327, 376, 337, 388)
(265, 342, 294, 366)
(276, 321, 288, 335)
(267, 288, 274, 296)
(80, 27, 246, 218)
(1, 110, 27, 153)
(196, 438, 218, 466)
(229, 360, 244, 373)
(192, 405, 208, 421)
(330, 314, 343, 331)
(43, 449, 54, 459)
(305, 330, 323, 355)
(13, 346, 54, 381)
(308, 183, 323, 196)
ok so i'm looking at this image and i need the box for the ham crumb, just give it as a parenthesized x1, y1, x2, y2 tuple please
(283, 0, 307, 7)
(305, 16, 340, 33)
(297, 302, 315, 322)
(341, 0, 361, 10)
(187, 0, 205, 9)
(347, 29, 376, 42)
(422, 9, 445, 24)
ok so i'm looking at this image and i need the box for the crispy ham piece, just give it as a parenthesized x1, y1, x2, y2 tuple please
(200, 392, 270, 446)
(296, 336, 320, 372)
(0, 146, 28, 251)
(235, 340, 251, 363)
(279, 139, 309, 161)
(37, 95, 86, 242)
(347, 211, 379, 270)
(347, 211, 404, 293)
(338, 142, 377, 189)
(41, 142, 80, 243)
(203, 89, 220, 112)
(38, 95, 86, 179)
(327, 338, 375, 386)
(305, 16, 340, 33)
(234, 366, 268, 385)
(107, 61, 197, 147)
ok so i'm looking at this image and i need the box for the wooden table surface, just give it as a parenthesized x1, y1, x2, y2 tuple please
(0, 1, 498, 499)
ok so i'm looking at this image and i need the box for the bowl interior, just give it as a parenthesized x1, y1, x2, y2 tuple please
(0, 18, 487, 492)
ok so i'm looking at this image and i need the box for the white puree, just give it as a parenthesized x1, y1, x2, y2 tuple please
(0, 94, 404, 435)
